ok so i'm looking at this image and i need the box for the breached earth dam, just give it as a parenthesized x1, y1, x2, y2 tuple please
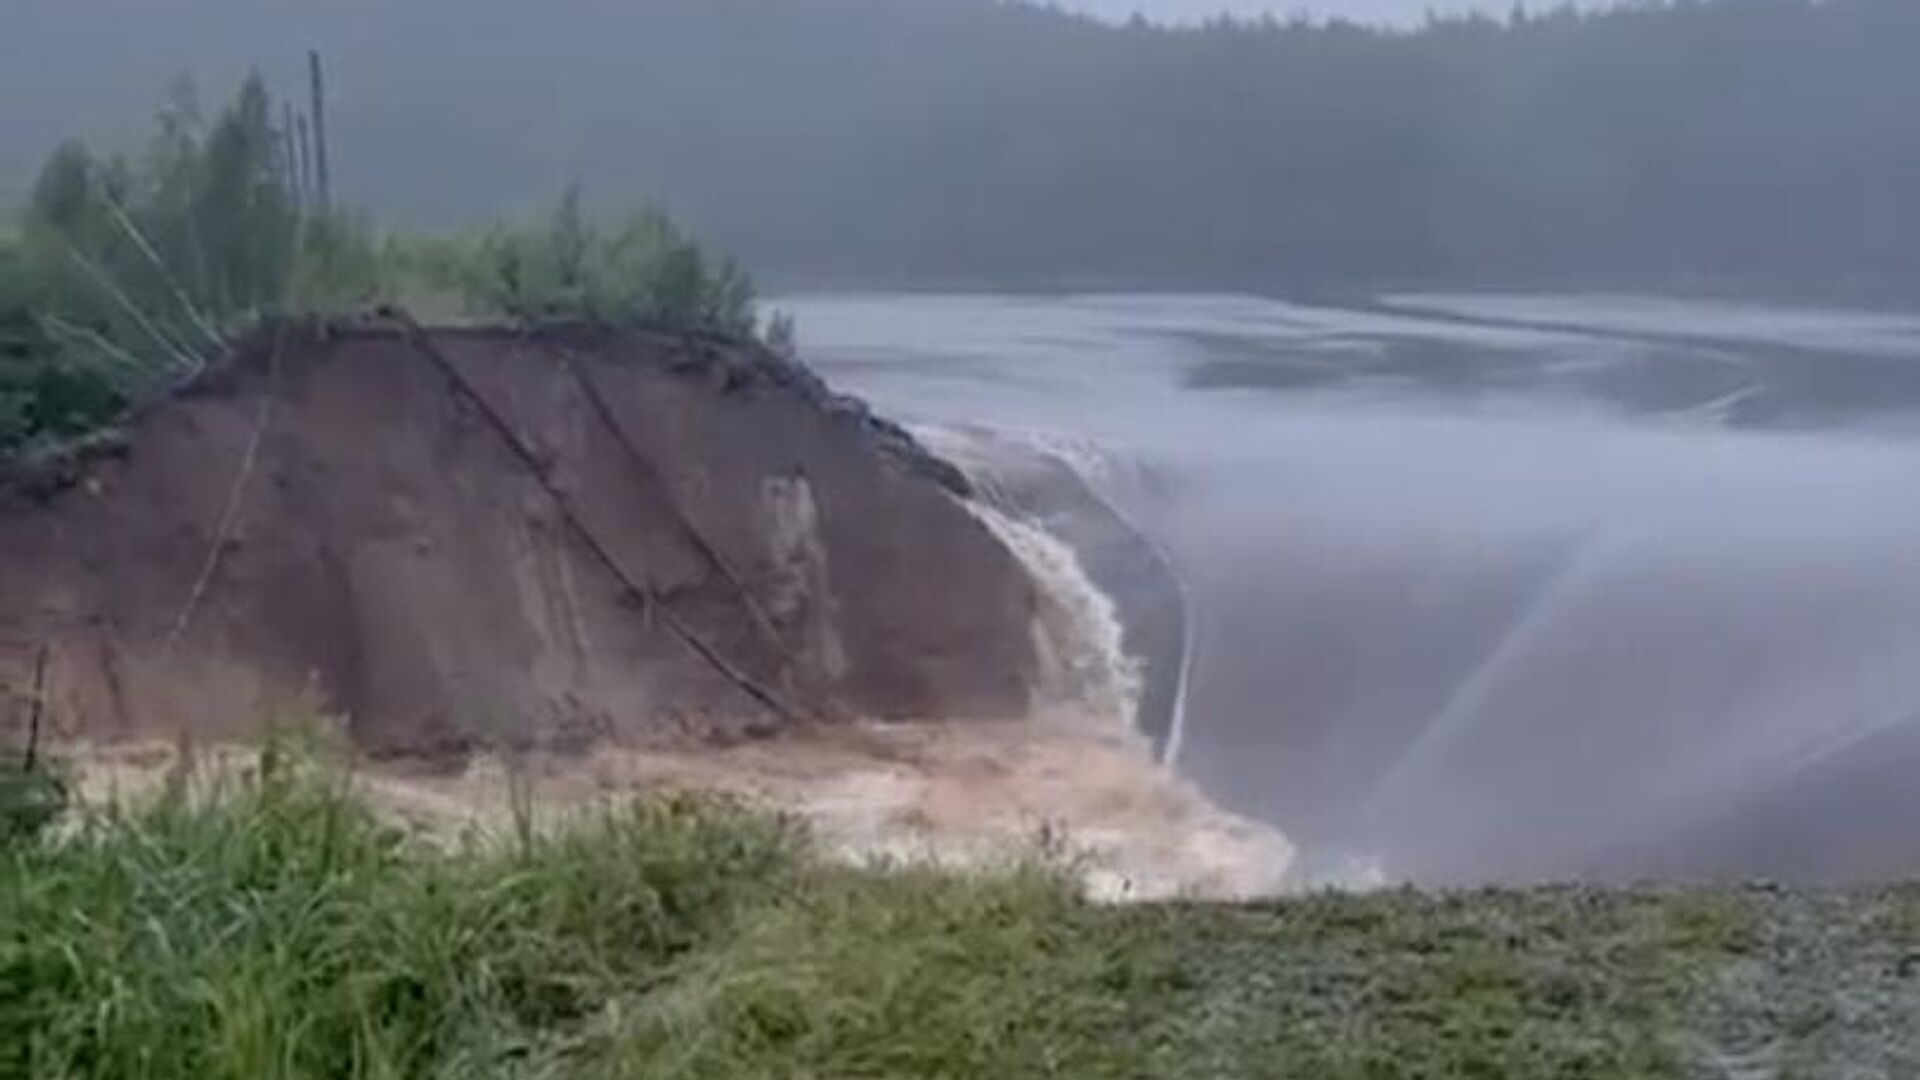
(779, 291, 1920, 887)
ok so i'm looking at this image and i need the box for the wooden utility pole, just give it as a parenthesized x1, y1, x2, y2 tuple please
(281, 102, 304, 211)
(296, 113, 315, 199)
(308, 50, 332, 213)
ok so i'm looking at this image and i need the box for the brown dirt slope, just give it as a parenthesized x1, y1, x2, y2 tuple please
(0, 317, 1039, 760)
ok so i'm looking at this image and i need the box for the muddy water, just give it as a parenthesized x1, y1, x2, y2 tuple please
(779, 291, 1920, 886)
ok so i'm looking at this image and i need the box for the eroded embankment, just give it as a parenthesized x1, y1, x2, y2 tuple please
(4, 316, 1291, 896)
(59, 473, 1290, 899)
(0, 318, 1037, 755)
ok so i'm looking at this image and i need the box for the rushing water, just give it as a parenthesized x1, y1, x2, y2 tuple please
(778, 291, 1920, 886)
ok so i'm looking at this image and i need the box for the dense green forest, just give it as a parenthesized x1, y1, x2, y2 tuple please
(4, 0, 1918, 290)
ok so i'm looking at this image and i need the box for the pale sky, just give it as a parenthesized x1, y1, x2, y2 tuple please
(1062, 0, 1598, 26)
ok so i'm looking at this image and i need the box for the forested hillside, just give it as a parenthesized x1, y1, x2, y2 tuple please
(4, 0, 1917, 289)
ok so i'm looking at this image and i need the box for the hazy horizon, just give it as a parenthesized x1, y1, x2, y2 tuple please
(1062, 0, 1605, 25)
(3, 0, 1910, 295)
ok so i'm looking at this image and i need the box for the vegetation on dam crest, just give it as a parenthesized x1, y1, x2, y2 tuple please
(6, 752, 1920, 1080)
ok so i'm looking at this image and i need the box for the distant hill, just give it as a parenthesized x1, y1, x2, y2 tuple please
(5, 0, 1917, 289)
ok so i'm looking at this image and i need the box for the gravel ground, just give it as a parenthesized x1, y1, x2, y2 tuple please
(1092, 885, 1920, 1079)
(1682, 888, 1920, 1080)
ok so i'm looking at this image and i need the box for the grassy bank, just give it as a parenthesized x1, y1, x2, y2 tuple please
(5, 754, 1920, 1079)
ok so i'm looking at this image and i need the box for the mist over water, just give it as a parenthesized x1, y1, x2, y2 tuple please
(783, 291, 1920, 885)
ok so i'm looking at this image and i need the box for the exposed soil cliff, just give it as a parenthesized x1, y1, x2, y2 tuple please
(0, 318, 1040, 760)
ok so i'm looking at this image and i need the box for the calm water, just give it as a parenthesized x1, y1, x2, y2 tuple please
(779, 291, 1920, 885)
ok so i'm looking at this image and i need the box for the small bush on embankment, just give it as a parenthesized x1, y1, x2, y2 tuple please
(7, 755, 1920, 1080)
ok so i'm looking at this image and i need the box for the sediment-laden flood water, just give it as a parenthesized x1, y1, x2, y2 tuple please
(780, 291, 1920, 886)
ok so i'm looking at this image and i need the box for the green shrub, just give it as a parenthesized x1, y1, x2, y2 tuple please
(457, 188, 757, 334)
(4, 80, 766, 459)
(0, 762, 65, 846)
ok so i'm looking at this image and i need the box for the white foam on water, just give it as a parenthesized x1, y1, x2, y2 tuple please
(916, 423, 1201, 766)
(966, 500, 1145, 736)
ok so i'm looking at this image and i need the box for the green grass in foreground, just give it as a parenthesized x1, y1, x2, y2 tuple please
(5, 752, 1920, 1079)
